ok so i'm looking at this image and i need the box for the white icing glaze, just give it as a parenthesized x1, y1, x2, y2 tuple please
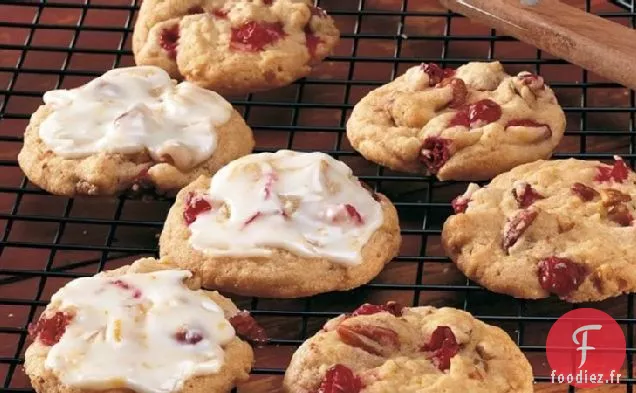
(39, 66, 233, 170)
(44, 270, 235, 393)
(188, 150, 384, 265)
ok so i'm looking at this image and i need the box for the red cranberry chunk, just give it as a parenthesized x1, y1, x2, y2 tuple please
(351, 301, 403, 317)
(110, 279, 142, 299)
(229, 311, 268, 345)
(441, 78, 468, 108)
(318, 364, 362, 393)
(159, 25, 179, 60)
(344, 204, 364, 225)
(537, 256, 587, 297)
(212, 8, 228, 18)
(421, 326, 460, 371)
(420, 63, 444, 86)
(571, 182, 599, 201)
(451, 195, 469, 214)
(28, 312, 73, 346)
(305, 27, 321, 58)
(502, 209, 538, 252)
(183, 192, 213, 225)
(262, 171, 278, 199)
(243, 212, 262, 227)
(175, 328, 203, 345)
(230, 21, 286, 52)
(512, 182, 544, 208)
(448, 110, 470, 128)
(420, 137, 452, 174)
(468, 99, 502, 128)
(595, 157, 630, 183)
(186, 6, 204, 15)
(519, 72, 545, 90)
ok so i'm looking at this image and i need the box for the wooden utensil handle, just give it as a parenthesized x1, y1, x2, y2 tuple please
(439, 0, 636, 90)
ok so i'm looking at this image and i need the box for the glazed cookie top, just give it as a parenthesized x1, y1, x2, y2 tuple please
(184, 150, 384, 264)
(39, 66, 232, 170)
(284, 304, 533, 393)
(446, 157, 636, 302)
(347, 61, 565, 180)
(28, 269, 236, 393)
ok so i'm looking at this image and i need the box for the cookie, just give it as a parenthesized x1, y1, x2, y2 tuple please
(159, 150, 401, 298)
(132, 0, 340, 96)
(443, 157, 636, 303)
(284, 303, 533, 393)
(24, 257, 264, 393)
(346, 61, 566, 181)
(18, 66, 254, 196)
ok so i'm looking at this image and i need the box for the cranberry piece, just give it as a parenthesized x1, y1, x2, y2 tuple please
(159, 25, 179, 60)
(502, 209, 538, 252)
(186, 6, 204, 15)
(183, 192, 213, 225)
(230, 21, 286, 52)
(310, 6, 327, 18)
(451, 195, 469, 214)
(448, 110, 470, 128)
(537, 256, 587, 297)
(229, 311, 268, 345)
(175, 328, 203, 345)
(421, 63, 445, 86)
(505, 119, 552, 138)
(468, 99, 502, 128)
(212, 8, 228, 18)
(351, 302, 403, 317)
(420, 137, 452, 174)
(262, 171, 278, 199)
(595, 157, 630, 183)
(28, 312, 73, 346)
(439, 78, 468, 108)
(344, 204, 364, 225)
(243, 212, 262, 227)
(519, 72, 545, 90)
(571, 182, 599, 201)
(305, 27, 321, 58)
(318, 364, 362, 393)
(512, 182, 544, 208)
(421, 326, 459, 371)
(110, 279, 142, 299)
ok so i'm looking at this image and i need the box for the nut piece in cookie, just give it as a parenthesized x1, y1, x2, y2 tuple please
(284, 304, 533, 393)
(443, 157, 636, 302)
(17, 66, 254, 196)
(24, 257, 258, 393)
(133, 0, 340, 95)
(159, 150, 401, 298)
(346, 61, 566, 181)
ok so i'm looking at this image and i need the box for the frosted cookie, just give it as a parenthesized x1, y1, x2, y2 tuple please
(159, 150, 401, 298)
(346, 61, 566, 181)
(18, 66, 254, 196)
(25, 257, 265, 393)
(132, 0, 340, 95)
(284, 303, 533, 393)
(443, 157, 636, 303)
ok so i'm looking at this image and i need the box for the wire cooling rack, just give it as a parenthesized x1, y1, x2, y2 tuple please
(1, 0, 636, 392)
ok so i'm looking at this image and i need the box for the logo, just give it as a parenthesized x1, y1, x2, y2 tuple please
(546, 308, 626, 388)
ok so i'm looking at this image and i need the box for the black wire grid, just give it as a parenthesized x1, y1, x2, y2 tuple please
(1, 0, 636, 392)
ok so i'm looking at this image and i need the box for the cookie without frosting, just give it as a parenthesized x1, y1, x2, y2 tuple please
(133, 0, 340, 95)
(443, 157, 636, 303)
(24, 257, 261, 393)
(18, 66, 254, 196)
(284, 303, 533, 393)
(159, 150, 401, 298)
(346, 61, 566, 181)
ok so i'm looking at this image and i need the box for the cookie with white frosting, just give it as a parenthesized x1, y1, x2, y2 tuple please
(18, 66, 254, 196)
(159, 150, 401, 298)
(25, 257, 262, 393)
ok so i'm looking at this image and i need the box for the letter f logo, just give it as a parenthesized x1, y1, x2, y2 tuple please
(572, 324, 602, 368)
